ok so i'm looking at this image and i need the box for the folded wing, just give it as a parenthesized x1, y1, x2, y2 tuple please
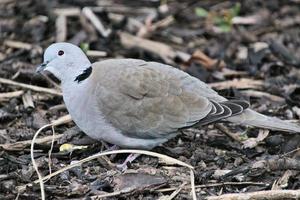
(92, 59, 249, 139)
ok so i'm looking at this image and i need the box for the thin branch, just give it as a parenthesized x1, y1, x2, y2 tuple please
(0, 77, 62, 96)
(207, 189, 300, 200)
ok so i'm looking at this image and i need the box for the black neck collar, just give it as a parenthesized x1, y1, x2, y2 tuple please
(74, 66, 92, 83)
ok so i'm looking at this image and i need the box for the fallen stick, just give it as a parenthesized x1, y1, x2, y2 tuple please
(119, 31, 177, 64)
(137, 15, 174, 37)
(82, 7, 111, 37)
(91, 6, 156, 16)
(22, 91, 35, 108)
(207, 189, 300, 200)
(215, 124, 243, 143)
(0, 134, 64, 151)
(240, 90, 285, 102)
(86, 50, 107, 57)
(157, 181, 267, 193)
(0, 90, 24, 101)
(0, 77, 62, 96)
(55, 15, 67, 42)
(209, 78, 264, 90)
(189, 50, 226, 70)
(4, 40, 42, 53)
(53, 8, 81, 16)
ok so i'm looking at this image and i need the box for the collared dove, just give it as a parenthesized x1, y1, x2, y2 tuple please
(37, 42, 300, 150)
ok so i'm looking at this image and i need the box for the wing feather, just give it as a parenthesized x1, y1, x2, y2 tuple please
(93, 59, 213, 139)
(91, 59, 250, 139)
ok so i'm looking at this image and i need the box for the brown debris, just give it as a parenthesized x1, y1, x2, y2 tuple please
(189, 50, 226, 70)
(113, 173, 166, 193)
(119, 31, 177, 64)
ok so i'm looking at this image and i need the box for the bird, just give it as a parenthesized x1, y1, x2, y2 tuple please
(37, 42, 300, 151)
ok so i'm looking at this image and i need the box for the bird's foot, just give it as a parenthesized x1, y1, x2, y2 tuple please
(116, 153, 140, 172)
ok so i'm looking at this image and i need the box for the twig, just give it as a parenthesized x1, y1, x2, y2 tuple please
(242, 129, 269, 149)
(49, 104, 66, 111)
(157, 181, 268, 193)
(137, 15, 174, 38)
(0, 133, 64, 151)
(48, 126, 56, 175)
(0, 90, 24, 101)
(55, 15, 67, 42)
(86, 50, 107, 57)
(209, 78, 264, 90)
(89, 191, 123, 199)
(272, 170, 294, 190)
(78, 14, 97, 42)
(4, 40, 42, 53)
(53, 8, 81, 16)
(189, 50, 226, 70)
(41, 74, 61, 89)
(51, 114, 72, 126)
(164, 182, 187, 200)
(281, 147, 300, 157)
(31, 124, 52, 200)
(119, 31, 177, 64)
(212, 68, 248, 79)
(252, 156, 300, 171)
(215, 124, 243, 143)
(190, 169, 196, 200)
(82, 7, 111, 37)
(240, 90, 285, 102)
(91, 6, 156, 16)
(0, 77, 62, 96)
(206, 189, 300, 200)
(22, 91, 35, 108)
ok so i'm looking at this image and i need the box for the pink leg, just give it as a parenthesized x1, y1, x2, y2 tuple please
(116, 153, 140, 171)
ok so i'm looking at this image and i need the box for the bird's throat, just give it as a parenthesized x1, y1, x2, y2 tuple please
(74, 66, 93, 83)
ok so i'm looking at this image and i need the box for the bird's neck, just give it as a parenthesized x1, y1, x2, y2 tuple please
(74, 66, 93, 83)
(61, 76, 91, 101)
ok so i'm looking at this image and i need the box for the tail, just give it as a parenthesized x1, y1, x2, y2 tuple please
(227, 109, 300, 133)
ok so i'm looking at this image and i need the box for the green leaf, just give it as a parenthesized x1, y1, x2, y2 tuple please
(195, 7, 208, 17)
(80, 43, 89, 53)
(213, 16, 225, 25)
(230, 3, 241, 17)
(219, 23, 231, 32)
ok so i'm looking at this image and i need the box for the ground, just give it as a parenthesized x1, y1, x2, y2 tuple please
(1, 0, 300, 199)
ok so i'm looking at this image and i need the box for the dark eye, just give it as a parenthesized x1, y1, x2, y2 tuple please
(58, 50, 64, 56)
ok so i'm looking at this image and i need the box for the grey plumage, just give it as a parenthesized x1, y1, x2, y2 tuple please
(38, 43, 300, 149)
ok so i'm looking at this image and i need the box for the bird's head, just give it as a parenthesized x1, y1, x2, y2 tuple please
(37, 43, 92, 83)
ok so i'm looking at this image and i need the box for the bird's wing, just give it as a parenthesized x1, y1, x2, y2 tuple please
(91, 59, 247, 139)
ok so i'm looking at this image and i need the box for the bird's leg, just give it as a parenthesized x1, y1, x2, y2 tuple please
(100, 141, 140, 171)
(116, 153, 140, 172)
(100, 141, 120, 160)
(100, 141, 119, 152)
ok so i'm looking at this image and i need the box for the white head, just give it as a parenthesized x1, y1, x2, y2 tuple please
(37, 43, 92, 84)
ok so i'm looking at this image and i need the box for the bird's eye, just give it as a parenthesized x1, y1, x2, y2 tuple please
(58, 50, 64, 56)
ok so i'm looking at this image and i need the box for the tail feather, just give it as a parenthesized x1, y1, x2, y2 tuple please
(227, 109, 300, 133)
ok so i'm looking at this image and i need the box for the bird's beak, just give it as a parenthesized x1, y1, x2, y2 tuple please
(36, 61, 49, 73)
